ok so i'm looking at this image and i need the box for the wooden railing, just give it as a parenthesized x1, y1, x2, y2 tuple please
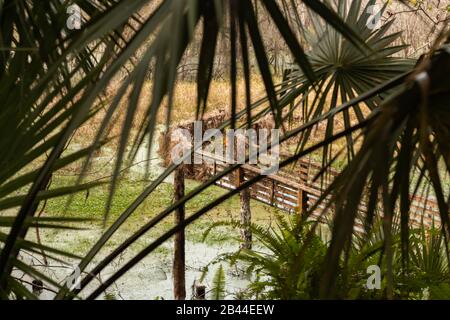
(188, 150, 442, 231)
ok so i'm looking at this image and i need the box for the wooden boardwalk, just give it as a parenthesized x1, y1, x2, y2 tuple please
(187, 149, 442, 231)
(160, 112, 442, 231)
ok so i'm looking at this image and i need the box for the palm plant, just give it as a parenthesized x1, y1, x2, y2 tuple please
(319, 39, 450, 298)
(214, 217, 449, 300)
(230, 215, 327, 299)
(342, 220, 450, 300)
(286, 0, 414, 163)
(200, 214, 328, 299)
(0, 0, 448, 300)
(0, 0, 137, 298)
(400, 224, 450, 299)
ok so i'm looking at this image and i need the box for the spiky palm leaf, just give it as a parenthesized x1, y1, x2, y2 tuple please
(320, 38, 450, 298)
(284, 0, 414, 165)
(0, 0, 447, 300)
(0, 0, 367, 300)
(404, 224, 450, 299)
(219, 215, 328, 299)
(49, 0, 373, 300)
(0, 0, 136, 298)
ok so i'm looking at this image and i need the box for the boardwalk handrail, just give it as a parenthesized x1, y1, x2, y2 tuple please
(189, 149, 441, 231)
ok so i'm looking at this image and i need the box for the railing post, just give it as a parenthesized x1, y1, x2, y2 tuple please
(297, 189, 309, 214)
(173, 165, 186, 300)
(270, 180, 275, 205)
(238, 167, 252, 250)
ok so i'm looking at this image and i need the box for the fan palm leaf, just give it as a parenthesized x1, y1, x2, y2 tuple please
(0, 0, 447, 300)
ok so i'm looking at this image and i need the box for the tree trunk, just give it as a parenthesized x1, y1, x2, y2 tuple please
(238, 168, 252, 250)
(173, 166, 186, 300)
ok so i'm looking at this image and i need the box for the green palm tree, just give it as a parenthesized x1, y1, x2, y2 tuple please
(231, 215, 327, 299)
(219, 216, 449, 300)
(319, 39, 450, 298)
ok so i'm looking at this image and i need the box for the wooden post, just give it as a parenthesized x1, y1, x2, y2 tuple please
(302, 190, 309, 213)
(32, 279, 44, 297)
(270, 180, 275, 205)
(297, 189, 309, 214)
(173, 166, 186, 300)
(194, 284, 206, 300)
(238, 168, 252, 250)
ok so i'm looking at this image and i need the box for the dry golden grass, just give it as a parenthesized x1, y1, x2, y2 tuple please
(155, 77, 269, 124)
(73, 76, 268, 146)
